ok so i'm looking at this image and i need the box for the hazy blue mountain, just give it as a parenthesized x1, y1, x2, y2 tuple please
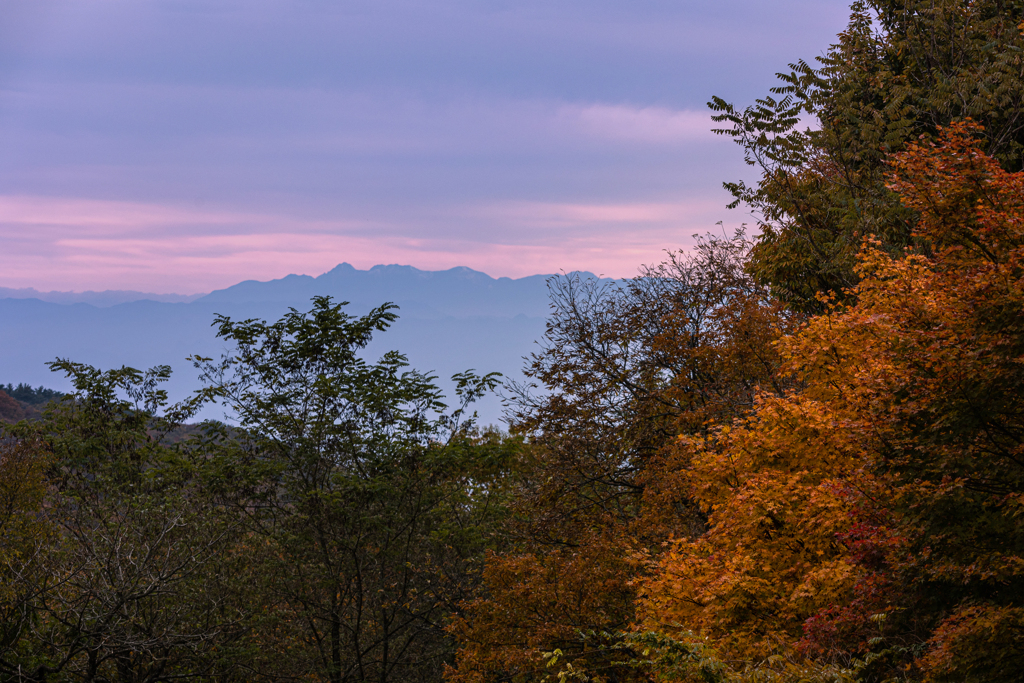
(0, 287, 202, 306)
(0, 264, 609, 426)
(197, 263, 574, 319)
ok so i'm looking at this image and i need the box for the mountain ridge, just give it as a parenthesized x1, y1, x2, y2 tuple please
(0, 287, 203, 307)
(1, 264, 614, 426)
(3, 263, 598, 313)
(193, 263, 596, 319)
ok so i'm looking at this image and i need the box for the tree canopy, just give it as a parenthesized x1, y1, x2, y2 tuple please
(448, 3, 1024, 682)
(0, 298, 515, 683)
(3, 2, 1024, 681)
(710, 0, 1024, 310)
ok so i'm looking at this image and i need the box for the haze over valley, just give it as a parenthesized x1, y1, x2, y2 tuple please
(0, 263, 609, 425)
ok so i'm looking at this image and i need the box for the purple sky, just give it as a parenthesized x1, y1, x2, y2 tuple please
(0, 0, 851, 293)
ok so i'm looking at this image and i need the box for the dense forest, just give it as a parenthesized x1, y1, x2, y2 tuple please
(3, 1, 1024, 681)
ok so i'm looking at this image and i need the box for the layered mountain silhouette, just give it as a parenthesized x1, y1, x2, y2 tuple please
(0, 287, 202, 306)
(0, 264, 611, 426)
(196, 263, 561, 318)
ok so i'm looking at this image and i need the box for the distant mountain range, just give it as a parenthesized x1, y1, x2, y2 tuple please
(0, 264, 611, 426)
(197, 263, 561, 318)
(0, 286, 202, 306)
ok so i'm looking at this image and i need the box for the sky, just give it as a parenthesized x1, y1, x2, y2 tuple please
(0, 0, 852, 294)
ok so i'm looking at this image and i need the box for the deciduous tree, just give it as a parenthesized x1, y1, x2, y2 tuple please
(711, 0, 1024, 310)
(449, 234, 795, 682)
(195, 296, 514, 683)
(1, 363, 248, 682)
(634, 123, 1024, 682)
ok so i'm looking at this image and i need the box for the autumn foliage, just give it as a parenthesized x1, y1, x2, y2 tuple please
(635, 124, 1024, 681)
(446, 122, 1024, 683)
(4, 4, 1024, 681)
(447, 235, 795, 683)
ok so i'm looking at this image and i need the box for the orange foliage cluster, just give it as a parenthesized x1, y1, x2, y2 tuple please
(449, 236, 796, 681)
(450, 124, 1024, 682)
(640, 121, 1024, 681)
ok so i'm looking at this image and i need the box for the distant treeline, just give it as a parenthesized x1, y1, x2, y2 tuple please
(0, 384, 64, 423)
(1, 383, 64, 406)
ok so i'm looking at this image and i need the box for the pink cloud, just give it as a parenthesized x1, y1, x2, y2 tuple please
(0, 194, 740, 292)
(0, 195, 256, 231)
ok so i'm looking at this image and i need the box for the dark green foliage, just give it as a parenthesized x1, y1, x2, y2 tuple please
(0, 297, 514, 682)
(1, 384, 64, 406)
(190, 296, 514, 683)
(711, 0, 1024, 310)
(0, 362, 248, 682)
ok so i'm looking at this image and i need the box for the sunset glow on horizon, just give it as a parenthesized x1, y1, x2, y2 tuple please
(0, 192, 739, 292)
(0, 0, 851, 294)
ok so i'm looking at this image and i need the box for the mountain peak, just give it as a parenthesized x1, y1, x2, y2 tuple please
(191, 263, 612, 317)
(368, 264, 423, 273)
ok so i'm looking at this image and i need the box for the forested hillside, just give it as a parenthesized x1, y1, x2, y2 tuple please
(3, 1, 1024, 681)
(0, 385, 64, 423)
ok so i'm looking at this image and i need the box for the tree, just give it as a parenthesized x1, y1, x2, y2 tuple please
(711, 0, 1024, 310)
(449, 234, 795, 683)
(1, 385, 64, 407)
(0, 391, 27, 423)
(634, 123, 1024, 682)
(1, 362, 249, 683)
(194, 296, 514, 683)
(0, 438, 50, 676)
